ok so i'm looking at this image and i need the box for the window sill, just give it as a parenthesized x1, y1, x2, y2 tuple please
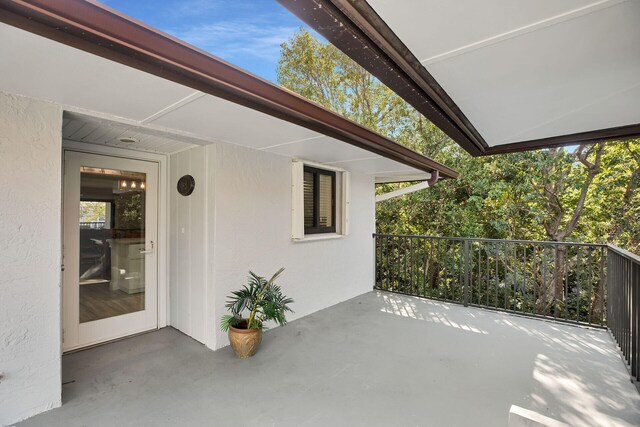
(292, 233, 344, 243)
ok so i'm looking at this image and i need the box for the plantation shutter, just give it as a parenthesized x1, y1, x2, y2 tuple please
(303, 166, 336, 234)
(318, 173, 333, 228)
(303, 171, 314, 228)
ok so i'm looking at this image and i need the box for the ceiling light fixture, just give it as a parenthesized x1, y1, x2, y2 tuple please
(118, 137, 137, 144)
(118, 179, 145, 192)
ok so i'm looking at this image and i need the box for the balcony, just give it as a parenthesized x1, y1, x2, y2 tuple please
(375, 234, 640, 390)
(14, 235, 640, 427)
(15, 298, 639, 425)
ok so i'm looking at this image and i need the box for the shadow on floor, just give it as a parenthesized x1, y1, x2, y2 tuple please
(16, 291, 640, 427)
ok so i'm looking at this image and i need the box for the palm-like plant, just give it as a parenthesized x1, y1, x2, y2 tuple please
(220, 268, 294, 331)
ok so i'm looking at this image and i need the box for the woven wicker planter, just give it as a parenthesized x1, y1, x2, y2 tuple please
(228, 320, 262, 358)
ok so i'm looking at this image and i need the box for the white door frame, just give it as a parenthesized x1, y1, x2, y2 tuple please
(62, 141, 170, 350)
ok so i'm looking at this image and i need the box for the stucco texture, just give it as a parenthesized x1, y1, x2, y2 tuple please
(0, 92, 62, 426)
(211, 143, 376, 349)
(169, 142, 376, 350)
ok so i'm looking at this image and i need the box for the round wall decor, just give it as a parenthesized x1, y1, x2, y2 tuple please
(177, 175, 195, 196)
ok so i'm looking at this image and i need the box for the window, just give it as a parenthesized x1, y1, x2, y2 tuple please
(303, 166, 336, 234)
(292, 161, 349, 240)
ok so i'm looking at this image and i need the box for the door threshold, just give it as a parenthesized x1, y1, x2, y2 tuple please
(63, 327, 159, 355)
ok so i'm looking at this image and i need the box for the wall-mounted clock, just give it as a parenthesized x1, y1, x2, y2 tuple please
(177, 175, 195, 196)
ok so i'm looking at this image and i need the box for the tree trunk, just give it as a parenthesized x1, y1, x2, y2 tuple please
(429, 260, 439, 289)
(590, 277, 604, 324)
(552, 245, 567, 317)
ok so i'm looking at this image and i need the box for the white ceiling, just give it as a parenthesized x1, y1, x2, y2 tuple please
(0, 22, 428, 182)
(367, 0, 640, 146)
(62, 112, 198, 155)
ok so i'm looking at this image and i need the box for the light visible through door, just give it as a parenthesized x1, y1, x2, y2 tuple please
(78, 167, 147, 323)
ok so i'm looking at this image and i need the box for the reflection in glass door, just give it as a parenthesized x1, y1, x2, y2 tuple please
(63, 151, 158, 351)
(79, 167, 147, 323)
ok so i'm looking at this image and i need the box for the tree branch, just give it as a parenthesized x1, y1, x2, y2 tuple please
(557, 141, 605, 240)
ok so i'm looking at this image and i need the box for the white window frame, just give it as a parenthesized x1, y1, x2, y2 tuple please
(292, 160, 349, 241)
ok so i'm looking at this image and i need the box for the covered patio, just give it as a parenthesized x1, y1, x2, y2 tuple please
(16, 292, 640, 427)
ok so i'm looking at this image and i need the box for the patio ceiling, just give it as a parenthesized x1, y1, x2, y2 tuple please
(280, 0, 640, 155)
(0, 0, 458, 183)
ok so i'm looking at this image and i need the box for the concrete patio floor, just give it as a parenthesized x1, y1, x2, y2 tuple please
(15, 291, 640, 427)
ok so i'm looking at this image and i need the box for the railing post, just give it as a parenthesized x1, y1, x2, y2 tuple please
(632, 261, 638, 381)
(464, 240, 470, 307)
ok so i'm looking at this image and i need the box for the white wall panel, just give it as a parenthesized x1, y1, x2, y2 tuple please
(169, 147, 208, 345)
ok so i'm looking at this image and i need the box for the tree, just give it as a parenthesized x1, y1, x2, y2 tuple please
(277, 28, 640, 256)
(602, 141, 640, 249)
(278, 28, 416, 137)
(536, 143, 606, 242)
(80, 201, 106, 224)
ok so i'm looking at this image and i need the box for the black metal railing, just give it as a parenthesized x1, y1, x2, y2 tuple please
(607, 245, 639, 391)
(374, 234, 607, 327)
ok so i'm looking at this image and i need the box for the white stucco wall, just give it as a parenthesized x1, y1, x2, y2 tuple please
(0, 92, 62, 426)
(170, 142, 375, 350)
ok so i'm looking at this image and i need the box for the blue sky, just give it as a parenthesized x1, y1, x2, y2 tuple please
(101, 0, 313, 82)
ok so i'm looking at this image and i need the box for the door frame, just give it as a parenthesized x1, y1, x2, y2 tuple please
(62, 140, 170, 351)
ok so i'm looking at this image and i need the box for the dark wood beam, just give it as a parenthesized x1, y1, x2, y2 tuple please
(280, 0, 640, 156)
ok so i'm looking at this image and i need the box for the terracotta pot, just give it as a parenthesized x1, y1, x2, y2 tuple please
(228, 319, 262, 358)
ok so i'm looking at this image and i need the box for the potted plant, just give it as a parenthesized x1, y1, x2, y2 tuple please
(220, 267, 293, 358)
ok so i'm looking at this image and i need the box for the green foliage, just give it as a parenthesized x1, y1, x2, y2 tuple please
(220, 268, 294, 331)
(79, 201, 106, 223)
(115, 193, 144, 229)
(278, 28, 415, 137)
(277, 29, 640, 253)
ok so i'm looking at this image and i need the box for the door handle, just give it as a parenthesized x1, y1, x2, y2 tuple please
(139, 241, 154, 254)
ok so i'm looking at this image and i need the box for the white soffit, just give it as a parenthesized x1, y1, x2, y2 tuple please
(0, 25, 193, 121)
(328, 156, 415, 174)
(62, 112, 197, 155)
(0, 23, 425, 180)
(265, 136, 379, 163)
(148, 94, 319, 149)
(367, 0, 640, 146)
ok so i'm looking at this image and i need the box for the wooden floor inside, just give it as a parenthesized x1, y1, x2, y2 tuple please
(79, 282, 144, 323)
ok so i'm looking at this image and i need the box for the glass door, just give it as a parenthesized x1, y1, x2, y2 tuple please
(63, 151, 158, 351)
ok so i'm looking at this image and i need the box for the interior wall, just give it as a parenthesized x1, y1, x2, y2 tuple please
(0, 91, 62, 426)
(168, 142, 376, 350)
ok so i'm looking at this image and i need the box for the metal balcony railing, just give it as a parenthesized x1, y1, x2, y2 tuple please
(607, 245, 639, 392)
(373, 234, 639, 391)
(374, 234, 607, 326)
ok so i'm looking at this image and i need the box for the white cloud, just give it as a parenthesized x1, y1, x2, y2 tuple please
(167, 21, 297, 61)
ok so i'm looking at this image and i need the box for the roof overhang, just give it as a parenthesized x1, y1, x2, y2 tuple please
(279, 0, 640, 156)
(0, 0, 457, 179)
